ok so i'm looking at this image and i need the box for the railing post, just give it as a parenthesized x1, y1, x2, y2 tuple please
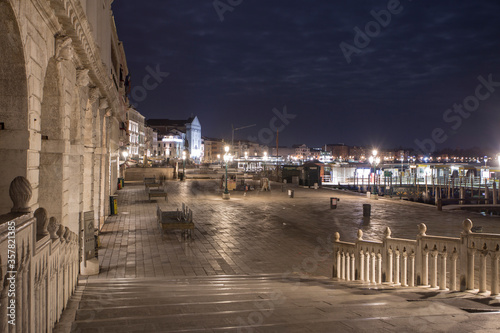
(451, 251, 458, 291)
(350, 253, 356, 281)
(492, 252, 500, 296)
(387, 249, 393, 284)
(416, 223, 427, 285)
(467, 248, 476, 291)
(479, 250, 487, 293)
(394, 249, 400, 285)
(377, 253, 382, 284)
(341, 252, 346, 280)
(409, 253, 415, 287)
(402, 251, 408, 287)
(371, 252, 376, 283)
(439, 250, 447, 290)
(431, 249, 438, 288)
(335, 250, 341, 278)
(422, 250, 429, 286)
(365, 251, 370, 282)
(359, 250, 365, 282)
(346, 252, 350, 281)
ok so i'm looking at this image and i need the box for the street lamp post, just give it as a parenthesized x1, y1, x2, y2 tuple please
(182, 150, 186, 181)
(368, 150, 380, 196)
(223, 145, 231, 199)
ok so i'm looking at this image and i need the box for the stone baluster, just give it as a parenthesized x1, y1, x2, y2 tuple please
(334, 232, 340, 278)
(359, 251, 365, 282)
(341, 252, 346, 280)
(439, 250, 447, 290)
(365, 250, 370, 282)
(479, 249, 488, 293)
(387, 249, 393, 284)
(346, 252, 350, 281)
(409, 253, 415, 287)
(371, 252, 376, 283)
(491, 252, 500, 296)
(335, 251, 341, 278)
(422, 249, 429, 286)
(467, 248, 476, 290)
(430, 249, 438, 288)
(350, 253, 356, 281)
(450, 251, 458, 291)
(377, 253, 382, 284)
(402, 251, 408, 287)
(394, 249, 400, 285)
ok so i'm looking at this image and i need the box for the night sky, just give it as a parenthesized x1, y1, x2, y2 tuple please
(112, 0, 500, 153)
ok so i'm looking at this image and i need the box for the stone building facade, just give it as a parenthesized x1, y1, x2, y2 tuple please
(148, 116, 202, 162)
(0, 0, 128, 234)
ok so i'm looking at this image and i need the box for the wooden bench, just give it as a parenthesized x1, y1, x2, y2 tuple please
(157, 204, 194, 237)
(149, 189, 168, 201)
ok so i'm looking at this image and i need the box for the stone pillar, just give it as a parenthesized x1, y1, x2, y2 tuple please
(491, 253, 500, 296)
(439, 251, 447, 290)
(479, 251, 487, 293)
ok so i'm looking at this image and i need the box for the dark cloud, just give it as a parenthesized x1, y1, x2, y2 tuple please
(113, 0, 500, 151)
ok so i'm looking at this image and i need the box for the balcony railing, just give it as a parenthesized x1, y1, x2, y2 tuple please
(334, 220, 500, 295)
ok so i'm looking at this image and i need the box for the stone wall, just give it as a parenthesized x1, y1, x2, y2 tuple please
(0, 0, 126, 236)
(125, 167, 175, 181)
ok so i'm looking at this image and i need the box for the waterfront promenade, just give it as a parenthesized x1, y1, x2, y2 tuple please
(60, 180, 500, 332)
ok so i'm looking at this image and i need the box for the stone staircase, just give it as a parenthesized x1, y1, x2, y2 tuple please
(61, 274, 491, 333)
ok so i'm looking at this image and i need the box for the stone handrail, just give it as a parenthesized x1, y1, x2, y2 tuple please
(334, 219, 500, 296)
(0, 177, 80, 332)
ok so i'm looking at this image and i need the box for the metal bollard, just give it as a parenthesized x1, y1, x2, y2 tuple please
(363, 204, 371, 217)
(330, 197, 339, 209)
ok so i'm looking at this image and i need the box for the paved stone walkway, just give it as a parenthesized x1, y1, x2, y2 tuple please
(55, 179, 500, 332)
(94, 180, 500, 280)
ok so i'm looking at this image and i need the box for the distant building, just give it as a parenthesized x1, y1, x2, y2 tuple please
(127, 107, 145, 157)
(325, 144, 349, 160)
(204, 138, 225, 163)
(148, 116, 202, 162)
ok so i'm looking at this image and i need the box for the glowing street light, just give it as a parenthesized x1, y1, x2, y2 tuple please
(182, 150, 187, 181)
(223, 145, 231, 199)
(368, 150, 380, 195)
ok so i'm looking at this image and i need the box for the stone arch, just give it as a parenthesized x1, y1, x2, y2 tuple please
(39, 57, 65, 224)
(0, 0, 29, 214)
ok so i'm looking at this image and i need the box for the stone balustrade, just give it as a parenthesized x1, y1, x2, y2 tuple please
(334, 219, 500, 296)
(0, 177, 80, 332)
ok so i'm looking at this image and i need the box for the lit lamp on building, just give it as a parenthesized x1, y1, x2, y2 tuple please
(223, 145, 231, 199)
(182, 150, 187, 181)
(368, 150, 380, 195)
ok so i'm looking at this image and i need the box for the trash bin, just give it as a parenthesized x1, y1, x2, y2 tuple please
(179, 172, 184, 181)
(363, 204, 371, 217)
(109, 195, 118, 215)
(288, 189, 294, 198)
(330, 197, 339, 209)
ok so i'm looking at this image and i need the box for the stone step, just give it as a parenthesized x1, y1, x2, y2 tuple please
(70, 275, 467, 333)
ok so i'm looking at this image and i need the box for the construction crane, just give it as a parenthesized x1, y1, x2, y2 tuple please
(231, 123, 256, 150)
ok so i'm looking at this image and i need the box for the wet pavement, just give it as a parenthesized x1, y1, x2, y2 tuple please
(94, 180, 500, 280)
(56, 179, 500, 333)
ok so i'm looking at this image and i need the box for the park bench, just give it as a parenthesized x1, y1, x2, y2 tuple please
(157, 203, 194, 238)
(147, 185, 168, 201)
